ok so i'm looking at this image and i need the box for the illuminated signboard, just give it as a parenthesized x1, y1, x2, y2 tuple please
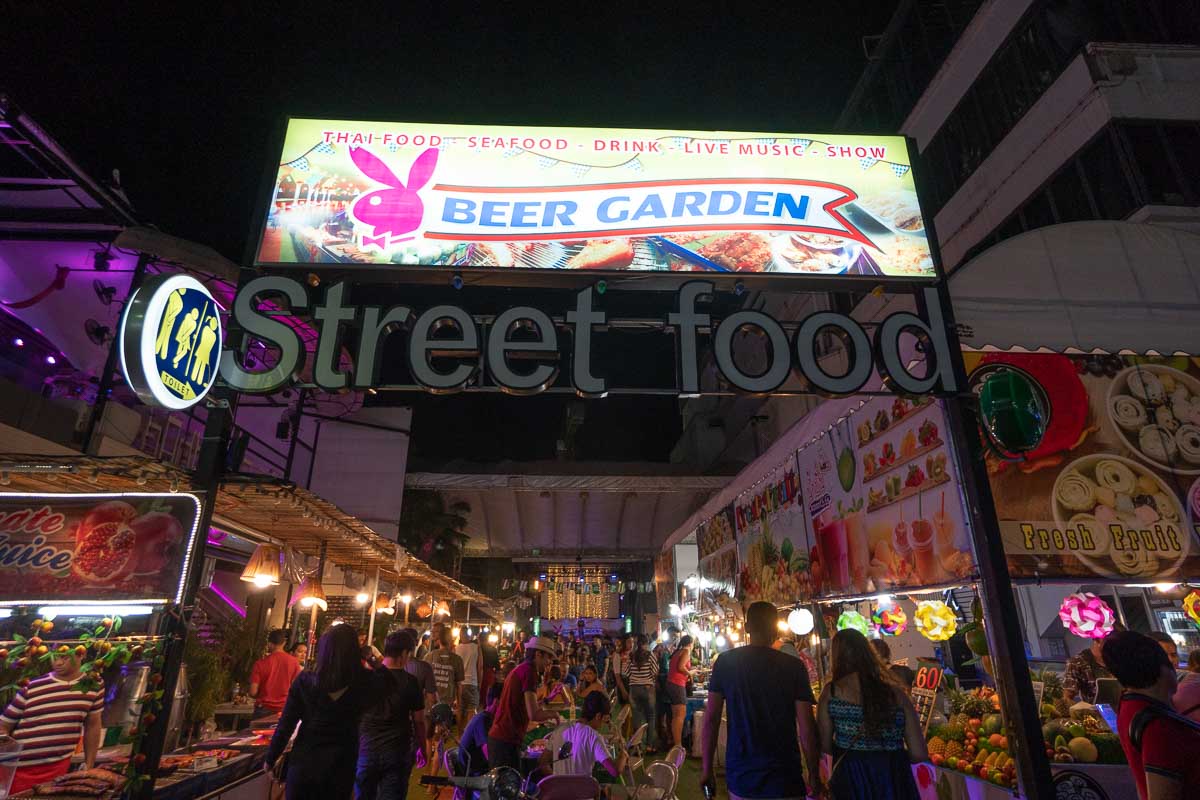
(254, 119, 935, 278)
(0, 493, 202, 605)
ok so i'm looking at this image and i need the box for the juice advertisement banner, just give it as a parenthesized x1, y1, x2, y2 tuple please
(0, 493, 201, 603)
(733, 458, 813, 605)
(255, 119, 934, 278)
(697, 505, 737, 594)
(797, 397, 975, 599)
(967, 353, 1200, 581)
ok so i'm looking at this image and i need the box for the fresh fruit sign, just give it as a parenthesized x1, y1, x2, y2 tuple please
(255, 119, 935, 278)
(967, 353, 1200, 581)
(0, 493, 200, 604)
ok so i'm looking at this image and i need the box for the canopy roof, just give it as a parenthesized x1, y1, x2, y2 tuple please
(408, 462, 730, 558)
(0, 454, 493, 607)
(951, 221, 1200, 355)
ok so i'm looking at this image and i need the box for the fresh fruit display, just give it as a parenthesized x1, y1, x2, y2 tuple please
(904, 464, 926, 488)
(880, 441, 897, 466)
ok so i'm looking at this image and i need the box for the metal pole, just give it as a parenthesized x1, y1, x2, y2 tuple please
(1110, 584, 1129, 628)
(132, 393, 234, 800)
(922, 284, 1054, 798)
(82, 252, 151, 454)
(283, 388, 306, 482)
(367, 566, 381, 643)
(307, 541, 327, 648)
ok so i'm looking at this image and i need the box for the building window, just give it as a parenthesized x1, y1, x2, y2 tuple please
(1120, 123, 1186, 205)
(1081, 129, 1138, 220)
(1048, 162, 1093, 223)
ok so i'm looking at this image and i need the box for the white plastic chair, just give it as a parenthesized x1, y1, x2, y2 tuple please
(665, 745, 686, 769)
(611, 703, 631, 738)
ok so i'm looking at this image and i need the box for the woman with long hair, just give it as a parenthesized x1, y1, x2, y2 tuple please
(817, 629, 927, 799)
(626, 633, 661, 753)
(265, 624, 371, 799)
(666, 635, 694, 749)
(576, 664, 605, 699)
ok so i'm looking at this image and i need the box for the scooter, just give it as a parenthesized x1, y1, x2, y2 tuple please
(420, 741, 574, 800)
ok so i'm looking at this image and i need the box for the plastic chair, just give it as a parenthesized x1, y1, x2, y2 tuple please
(443, 746, 466, 800)
(536, 774, 601, 800)
(610, 704, 631, 738)
(665, 745, 686, 769)
(627, 723, 648, 755)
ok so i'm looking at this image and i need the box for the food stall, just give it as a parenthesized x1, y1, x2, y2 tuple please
(660, 380, 1156, 800)
(0, 456, 494, 799)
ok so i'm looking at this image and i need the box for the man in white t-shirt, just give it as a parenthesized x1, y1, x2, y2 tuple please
(542, 692, 627, 778)
(455, 631, 483, 726)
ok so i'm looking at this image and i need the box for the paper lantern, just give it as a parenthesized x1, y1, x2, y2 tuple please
(836, 610, 870, 635)
(872, 605, 908, 636)
(1058, 592, 1115, 639)
(788, 608, 815, 635)
(1184, 591, 1200, 628)
(913, 600, 957, 642)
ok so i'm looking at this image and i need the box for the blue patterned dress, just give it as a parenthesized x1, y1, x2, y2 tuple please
(828, 696, 920, 800)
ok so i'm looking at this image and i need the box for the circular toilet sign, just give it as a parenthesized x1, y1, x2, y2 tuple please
(120, 274, 223, 409)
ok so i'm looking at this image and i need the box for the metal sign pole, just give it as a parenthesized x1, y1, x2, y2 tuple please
(920, 284, 1054, 798)
(367, 566, 381, 643)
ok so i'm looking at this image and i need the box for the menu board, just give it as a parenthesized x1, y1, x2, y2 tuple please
(797, 397, 975, 598)
(0, 493, 201, 603)
(911, 686, 939, 734)
(733, 457, 813, 605)
(967, 353, 1200, 581)
(698, 505, 738, 593)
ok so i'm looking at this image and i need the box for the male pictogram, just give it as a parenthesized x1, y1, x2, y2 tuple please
(155, 289, 185, 360)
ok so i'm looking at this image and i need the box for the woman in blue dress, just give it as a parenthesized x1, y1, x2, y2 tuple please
(817, 628, 928, 800)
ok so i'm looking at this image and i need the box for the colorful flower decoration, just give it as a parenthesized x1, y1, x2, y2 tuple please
(913, 600, 957, 642)
(1184, 591, 1200, 628)
(872, 605, 908, 636)
(836, 610, 870, 636)
(1058, 592, 1116, 639)
(788, 608, 815, 635)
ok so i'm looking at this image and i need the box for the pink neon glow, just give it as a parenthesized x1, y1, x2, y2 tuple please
(208, 584, 246, 617)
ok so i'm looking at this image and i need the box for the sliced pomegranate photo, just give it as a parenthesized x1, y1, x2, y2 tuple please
(128, 511, 184, 575)
(73, 501, 139, 585)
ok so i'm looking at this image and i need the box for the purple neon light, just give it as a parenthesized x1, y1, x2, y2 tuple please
(208, 584, 246, 617)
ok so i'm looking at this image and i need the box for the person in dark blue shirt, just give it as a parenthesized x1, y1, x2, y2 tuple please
(700, 602, 823, 800)
(459, 684, 503, 777)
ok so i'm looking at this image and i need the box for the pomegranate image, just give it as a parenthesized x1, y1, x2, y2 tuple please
(128, 511, 184, 575)
(73, 501, 139, 585)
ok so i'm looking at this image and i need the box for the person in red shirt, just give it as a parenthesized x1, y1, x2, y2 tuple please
(1104, 630, 1200, 800)
(250, 629, 301, 716)
(487, 636, 559, 770)
(0, 649, 104, 795)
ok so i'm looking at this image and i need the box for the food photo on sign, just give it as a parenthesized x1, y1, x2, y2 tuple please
(0, 493, 201, 602)
(797, 396, 976, 598)
(253, 119, 934, 278)
(733, 460, 812, 605)
(697, 505, 738, 597)
(967, 352, 1200, 581)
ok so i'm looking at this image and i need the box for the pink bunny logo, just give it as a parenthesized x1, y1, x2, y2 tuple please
(348, 146, 438, 245)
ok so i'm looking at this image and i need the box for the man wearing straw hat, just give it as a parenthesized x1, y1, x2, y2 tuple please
(487, 636, 561, 770)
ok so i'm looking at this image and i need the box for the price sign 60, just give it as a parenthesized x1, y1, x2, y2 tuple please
(915, 665, 943, 691)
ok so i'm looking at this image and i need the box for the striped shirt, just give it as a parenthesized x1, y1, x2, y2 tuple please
(0, 674, 104, 766)
(622, 653, 660, 687)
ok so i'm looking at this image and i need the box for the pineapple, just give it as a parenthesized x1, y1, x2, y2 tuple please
(949, 714, 969, 730)
(1035, 668, 1065, 700)
(927, 737, 948, 759)
(1054, 696, 1073, 719)
(945, 741, 964, 760)
(943, 725, 966, 743)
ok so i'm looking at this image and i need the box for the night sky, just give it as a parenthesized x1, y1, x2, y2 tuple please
(4, 2, 899, 465)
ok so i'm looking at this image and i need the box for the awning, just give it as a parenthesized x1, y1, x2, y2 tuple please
(407, 464, 731, 558)
(0, 454, 494, 607)
(950, 221, 1200, 355)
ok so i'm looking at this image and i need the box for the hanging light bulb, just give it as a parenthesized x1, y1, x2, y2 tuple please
(239, 544, 282, 588)
(355, 592, 370, 605)
(776, 619, 789, 633)
(728, 630, 740, 643)
(294, 574, 328, 611)
(788, 608, 814, 635)
(375, 593, 395, 615)
(715, 634, 727, 648)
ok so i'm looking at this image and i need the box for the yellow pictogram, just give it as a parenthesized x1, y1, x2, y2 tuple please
(155, 289, 185, 360)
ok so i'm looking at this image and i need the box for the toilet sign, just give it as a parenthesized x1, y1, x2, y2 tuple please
(120, 274, 224, 409)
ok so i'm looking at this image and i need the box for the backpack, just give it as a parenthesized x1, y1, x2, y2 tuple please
(1125, 692, 1200, 752)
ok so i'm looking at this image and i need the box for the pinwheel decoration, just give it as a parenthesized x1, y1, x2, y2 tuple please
(1058, 592, 1115, 639)
(913, 600, 957, 642)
